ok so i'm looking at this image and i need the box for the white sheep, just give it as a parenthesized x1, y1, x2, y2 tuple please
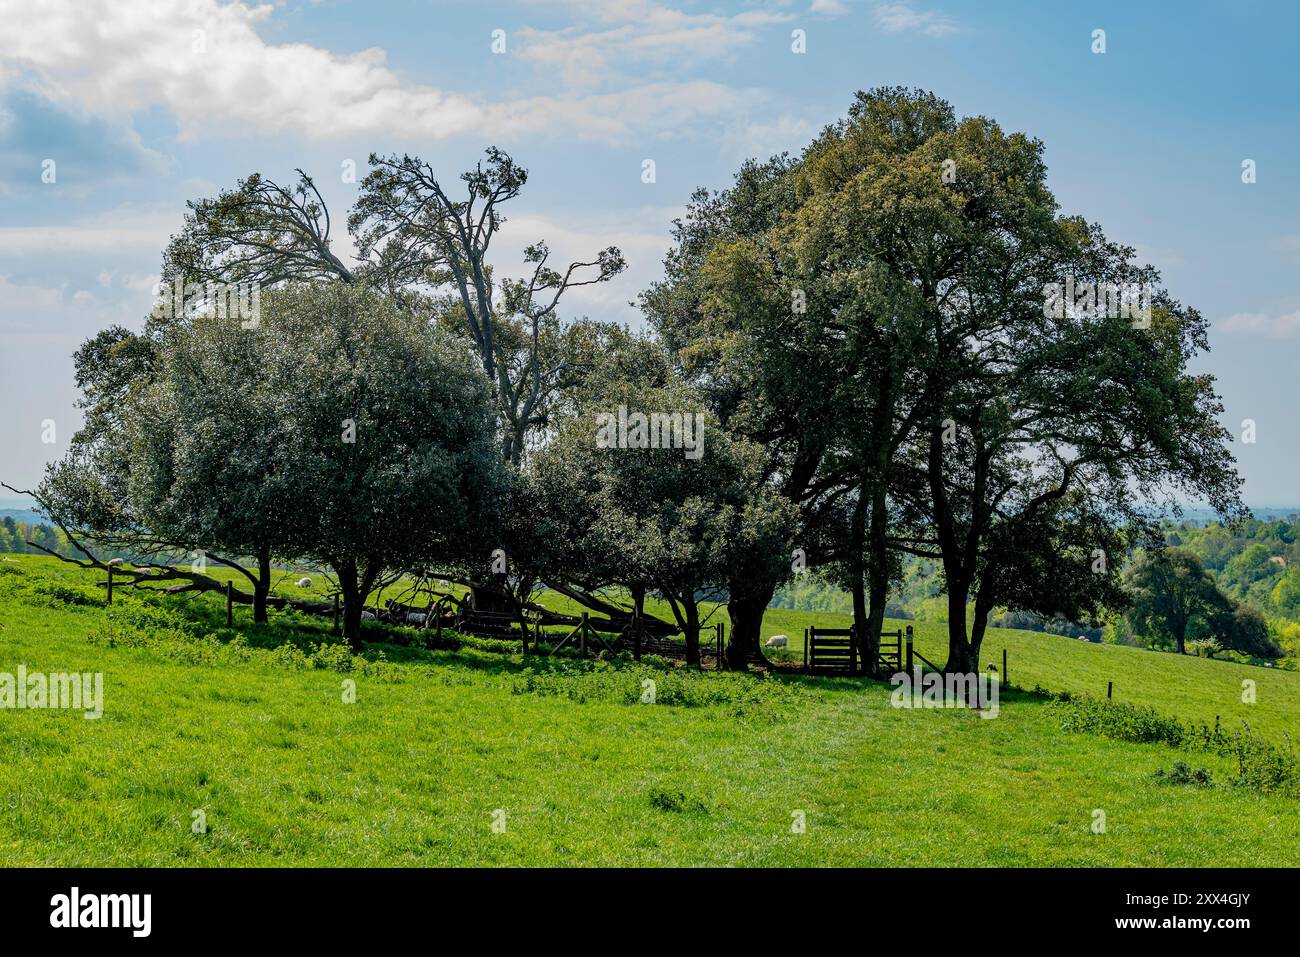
(295, 576, 313, 588)
(107, 558, 124, 567)
(405, 611, 427, 626)
(765, 634, 789, 649)
(361, 610, 376, 621)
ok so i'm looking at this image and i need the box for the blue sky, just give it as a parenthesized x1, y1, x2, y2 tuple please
(1, 0, 1298, 504)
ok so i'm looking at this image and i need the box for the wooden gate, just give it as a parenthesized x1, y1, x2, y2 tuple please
(804, 626, 858, 675)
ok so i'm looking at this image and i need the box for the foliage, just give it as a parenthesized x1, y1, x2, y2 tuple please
(1047, 691, 1299, 797)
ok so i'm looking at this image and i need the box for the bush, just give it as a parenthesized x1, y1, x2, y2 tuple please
(1045, 692, 1187, 746)
(1048, 692, 1299, 798)
(1153, 760, 1213, 787)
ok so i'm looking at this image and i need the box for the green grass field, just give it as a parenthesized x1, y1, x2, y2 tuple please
(2, 554, 1297, 866)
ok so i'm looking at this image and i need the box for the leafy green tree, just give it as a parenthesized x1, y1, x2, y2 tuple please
(1270, 565, 1300, 617)
(164, 153, 626, 468)
(824, 89, 1242, 672)
(125, 309, 301, 621)
(1127, 549, 1230, 654)
(253, 283, 505, 647)
(1216, 605, 1281, 658)
(532, 381, 795, 665)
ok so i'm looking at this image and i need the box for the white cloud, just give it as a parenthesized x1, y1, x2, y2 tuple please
(0, 0, 764, 145)
(810, 0, 852, 15)
(516, 4, 794, 88)
(0, 206, 180, 257)
(873, 2, 957, 37)
(1219, 308, 1300, 339)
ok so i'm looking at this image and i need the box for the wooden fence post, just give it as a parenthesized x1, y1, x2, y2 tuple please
(1107, 680, 1113, 700)
(906, 625, 914, 675)
(333, 594, 340, 637)
(225, 580, 233, 627)
(580, 612, 588, 659)
(1002, 648, 1008, 687)
(633, 613, 642, 661)
(106, 564, 114, 605)
(716, 622, 723, 670)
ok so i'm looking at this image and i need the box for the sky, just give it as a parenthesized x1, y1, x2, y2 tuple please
(0, 0, 1298, 505)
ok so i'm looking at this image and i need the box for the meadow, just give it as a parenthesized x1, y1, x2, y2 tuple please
(1, 554, 1298, 866)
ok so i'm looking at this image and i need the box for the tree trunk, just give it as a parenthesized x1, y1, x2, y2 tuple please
(944, 578, 974, 673)
(337, 561, 364, 651)
(862, 482, 890, 677)
(726, 582, 774, 671)
(849, 487, 869, 669)
(253, 546, 271, 623)
(683, 602, 701, 668)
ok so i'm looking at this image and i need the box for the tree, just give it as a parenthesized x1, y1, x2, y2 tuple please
(124, 309, 303, 621)
(34, 323, 286, 600)
(164, 152, 626, 468)
(164, 152, 627, 618)
(1126, 549, 1229, 654)
(642, 155, 831, 669)
(1218, 605, 1282, 659)
(532, 381, 795, 665)
(350, 150, 627, 465)
(253, 283, 505, 648)
(644, 87, 1243, 675)
(797, 88, 1242, 673)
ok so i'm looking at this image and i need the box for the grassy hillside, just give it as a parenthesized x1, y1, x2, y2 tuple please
(2, 554, 1298, 866)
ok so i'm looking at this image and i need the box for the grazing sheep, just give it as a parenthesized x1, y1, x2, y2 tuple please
(765, 634, 789, 649)
(107, 558, 124, 567)
(361, 610, 377, 621)
(295, 576, 313, 588)
(405, 611, 427, 626)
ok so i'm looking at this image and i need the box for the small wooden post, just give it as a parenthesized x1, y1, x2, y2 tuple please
(1107, 680, 1113, 700)
(906, 625, 914, 674)
(225, 580, 233, 627)
(106, 563, 114, 605)
(580, 612, 588, 659)
(1002, 648, 1008, 687)
(333, 594, 340, 636)
(633, 613, 642, 661)
(803, 627, 809, 671)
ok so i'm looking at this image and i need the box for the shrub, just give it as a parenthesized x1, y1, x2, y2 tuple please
(1048, 692, 1299, 798)
(1153, 760, 1213, 787)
